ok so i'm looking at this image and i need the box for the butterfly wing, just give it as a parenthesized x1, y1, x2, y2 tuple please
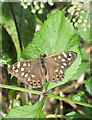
(44, 52, 77, 82)
(8, 59, 45, 88)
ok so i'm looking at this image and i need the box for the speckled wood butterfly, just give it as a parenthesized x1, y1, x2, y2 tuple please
(8, 52, 77, 88)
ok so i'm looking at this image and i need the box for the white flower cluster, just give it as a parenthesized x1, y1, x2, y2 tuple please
(20, 0, 54, 14)
(68, 0, 90, 32)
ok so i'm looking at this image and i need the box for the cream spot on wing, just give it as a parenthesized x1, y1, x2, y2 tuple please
(61, 65, 64, 68)
(21, 72, 24, 76)
(28, 63, 31, 66)
(58, 55, 61, 59)
(68, 58, 71, 61)
(69, 53, 72, 56)
(17, 62, 20, 68)
(23, 63, 26, 66)
(25, 74, 28, 77)
(12, 66, 15, 70)
(28, 69, 31, 72)
(61, 59, 65, 62)
(31, 74, 35, 78)
(15, 69, 18, 72)
(28, 77, 31, 81)
(21, 68, 24, 71)
(60, 70, 63, 73)
(62, 52, 67, 58)
(57, 63, 59, 66)
(63, 63, 67, 66)
(55, 69, 58, 72)
(54, 57, 57, 60)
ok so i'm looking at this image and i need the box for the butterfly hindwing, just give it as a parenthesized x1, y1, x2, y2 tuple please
(45, 52, 77, 83)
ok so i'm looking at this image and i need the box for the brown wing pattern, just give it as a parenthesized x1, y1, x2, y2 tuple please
(8, 59, 45, 88)
(45, 52, 77, 83)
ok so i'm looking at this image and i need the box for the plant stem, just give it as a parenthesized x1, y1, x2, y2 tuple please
(8, 1, 23, 51)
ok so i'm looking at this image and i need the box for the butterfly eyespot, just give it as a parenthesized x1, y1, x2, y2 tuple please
(68, 55, 72, 58)
(52, 77, 56, 81)
(56, 75, 59, 78)
(59, 73, 62, 76)
(33, 80, 37, 85)
(30, 80, 33, 84)
(37, 80, 41, 84)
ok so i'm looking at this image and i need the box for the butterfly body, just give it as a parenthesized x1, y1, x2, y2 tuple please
(8, 52, 77, 88)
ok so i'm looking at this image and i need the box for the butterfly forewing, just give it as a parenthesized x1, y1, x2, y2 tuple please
(8, 59, 45, 88)
(45, 52, 77, 83)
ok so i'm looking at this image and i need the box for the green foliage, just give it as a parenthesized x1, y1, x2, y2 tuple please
(2, 2, 36, 59)
(83, 107, 92, 118)
(2, 27, 17, 65)
(21, 10, 81, 90)
(0, 59, 8, 67)
(1, 2, 91, 119)
(6, 97, 46, 118)
(85, 75, 92, 96)
(65, 111, 90, 119)
(69, 46, 90, 80)
(72, 92, 88, 103)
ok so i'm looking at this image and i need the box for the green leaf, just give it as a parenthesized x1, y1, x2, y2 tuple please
(0, 59, 8, 67)
(6, 97, 46, 118)
(2, 27, 17, 65)
(72, 92, 88, 103)
(21, 10, 81, 90)
(2, 2, 36, 59)
(83, 107, 92, 118)
(0, 114, 3, 120)
(65, 111, 89, 119)
(85, 75, 92, 96)
(69, 46, 89, 80)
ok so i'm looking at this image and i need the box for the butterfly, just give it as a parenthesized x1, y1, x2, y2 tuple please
(8, 52, 77, 88)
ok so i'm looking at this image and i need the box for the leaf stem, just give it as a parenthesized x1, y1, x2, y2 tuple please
(8, 1, 23, 51)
